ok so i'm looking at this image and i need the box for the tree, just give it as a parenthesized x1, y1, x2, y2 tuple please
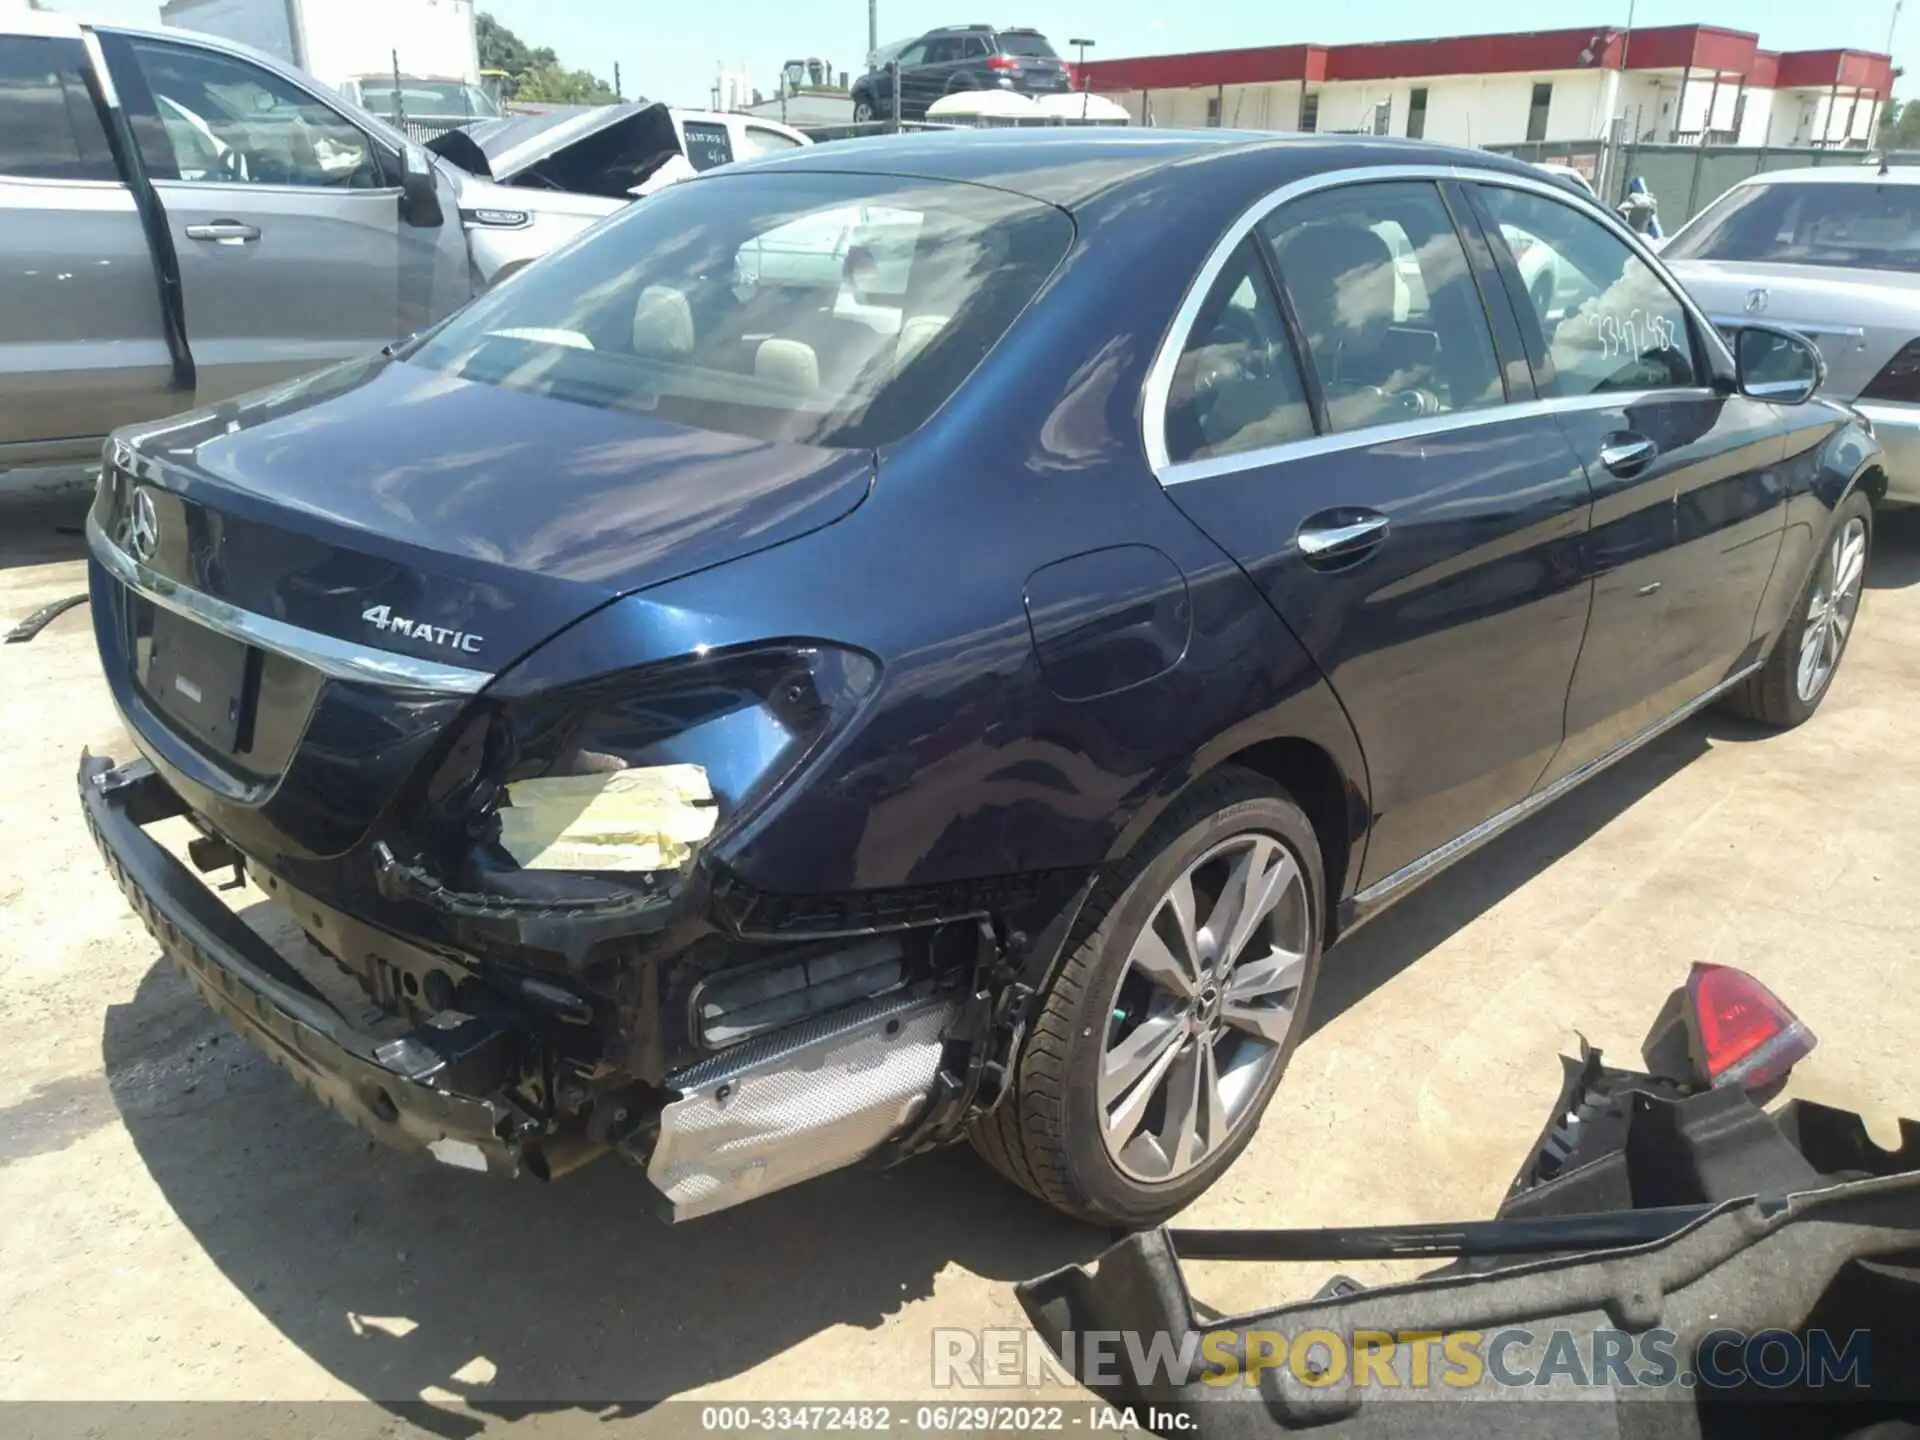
(514, 62, 617, 105)
(475, 12, 613, 104)
(1879, 98, 1920, 151)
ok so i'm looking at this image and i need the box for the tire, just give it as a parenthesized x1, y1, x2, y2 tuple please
(1722, 490, 1872, 728)
(970, 768, 1326, 1227)
(852, 99, 875, 123)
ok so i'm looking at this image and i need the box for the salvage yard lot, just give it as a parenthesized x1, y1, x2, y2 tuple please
(2, 490, 1916, 1420)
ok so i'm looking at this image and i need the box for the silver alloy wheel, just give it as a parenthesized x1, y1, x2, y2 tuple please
(1098, 832, 1310, 1183)
(1797, 517, 1868, 703)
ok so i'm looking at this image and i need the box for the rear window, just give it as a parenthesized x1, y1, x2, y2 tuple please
(1665, 180, 1920, 274)
(996, 32, 1057, 57)
(404, 171, 1073, 448)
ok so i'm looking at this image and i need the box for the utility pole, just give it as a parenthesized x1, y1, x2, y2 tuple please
(614, 62, 622, 100)
(1070, 38, 1094, 120)
(1891, 0, 1906, 55)
(868, 0, 877, 59)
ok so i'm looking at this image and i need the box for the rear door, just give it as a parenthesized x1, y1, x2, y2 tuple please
(1155, 178, 1594, 888)
(0, 31, 175, 454)
(911, 34, 966, 115)
(100, 32, 413, 404)
(1467, 181, 1787, 782)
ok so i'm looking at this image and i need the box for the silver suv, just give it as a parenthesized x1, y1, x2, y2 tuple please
(0, 13, 804, 492)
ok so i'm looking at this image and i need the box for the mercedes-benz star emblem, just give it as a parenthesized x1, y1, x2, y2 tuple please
(126, 488, 159, 563)
(1744, 287, 1769, 314)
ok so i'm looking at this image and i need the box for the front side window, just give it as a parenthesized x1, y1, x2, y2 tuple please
(1664, 179, 1920, 274)
(0, 35, 117, 182)
(128, 40, 378, 188)
(1475, 183, 1702, 397)
(1163, 240, 1314, 465)
(1261, 181, 1504, 435)
(404, 172, 1073, 450)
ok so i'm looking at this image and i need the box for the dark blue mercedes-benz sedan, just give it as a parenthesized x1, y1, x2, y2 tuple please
(80, 130, 1882, 1226)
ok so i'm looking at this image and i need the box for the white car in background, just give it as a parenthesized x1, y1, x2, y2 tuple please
(1662, 166, 1920, 504)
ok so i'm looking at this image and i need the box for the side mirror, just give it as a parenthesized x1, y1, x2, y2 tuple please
(399, 143, 444, 228)
(1734, 323, 1824, 404)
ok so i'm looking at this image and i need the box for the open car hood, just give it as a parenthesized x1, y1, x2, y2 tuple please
(427, 102, 684, 199)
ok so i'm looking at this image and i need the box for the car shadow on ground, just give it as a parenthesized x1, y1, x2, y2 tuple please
(1868, 505, 1920, 590)
(102, 955, 1105, 1426)
(0, 491, 91, 573)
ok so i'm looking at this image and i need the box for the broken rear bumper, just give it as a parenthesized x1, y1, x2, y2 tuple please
(79, 751, 537, 1176)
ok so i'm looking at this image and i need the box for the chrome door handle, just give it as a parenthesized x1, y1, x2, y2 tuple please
(1297, 512, 1390, 564)
(185, 221, 261, 245)
(1598, 434, 1658, 476)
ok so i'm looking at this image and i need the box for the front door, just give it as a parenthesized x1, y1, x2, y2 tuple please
(0, 33, 178, 451)
(1466, 182, 1788, 780)
(1156, 179, 1594, 887)
(102, 33, 411, 405)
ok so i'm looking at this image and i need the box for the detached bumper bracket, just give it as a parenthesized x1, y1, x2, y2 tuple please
(79, 751, 528, 1173)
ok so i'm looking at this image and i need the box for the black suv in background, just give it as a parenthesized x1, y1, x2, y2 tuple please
(852, 25, 1070, 122)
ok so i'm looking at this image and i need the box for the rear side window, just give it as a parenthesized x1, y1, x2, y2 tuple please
(1260, 181, 1505, 435)
(1164, 240, 1313, 465)
(0, 36, 118, 182)
(1664, 180, 1920, 274)
(680, 120, 734, 171)
(405, 171, 1073, 449)
(1474, 183, 1702, 397)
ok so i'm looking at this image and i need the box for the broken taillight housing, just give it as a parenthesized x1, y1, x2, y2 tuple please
(1860, 339, 1920, 404)
(1686, 963, 1817, 1090)
(501, 641, 880, 843)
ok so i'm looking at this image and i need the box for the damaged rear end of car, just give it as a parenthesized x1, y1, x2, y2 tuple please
(79, 161, 1082, 1218)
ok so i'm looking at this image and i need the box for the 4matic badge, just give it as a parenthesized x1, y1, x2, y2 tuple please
(361, 605, 484, 655)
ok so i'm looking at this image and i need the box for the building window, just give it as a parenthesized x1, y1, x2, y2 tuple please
(1206, 92, 1221, 127)
(1730, 91, 1747, 138)
(1299, 90, 1319, 132)
(1527, 82, 1552, 142)
(1407, 86, 1428, 139)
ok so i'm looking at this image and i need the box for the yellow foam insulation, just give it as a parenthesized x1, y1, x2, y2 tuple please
(497, 764, 717, 872)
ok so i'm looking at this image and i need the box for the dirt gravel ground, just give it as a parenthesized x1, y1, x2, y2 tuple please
(2, 490, 1916, 1430)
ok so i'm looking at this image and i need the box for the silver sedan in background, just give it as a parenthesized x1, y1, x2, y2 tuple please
(1662, 166, 1920, 504)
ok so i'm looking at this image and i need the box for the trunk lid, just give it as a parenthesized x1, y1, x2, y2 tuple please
(96, 353, 872, 859)
(426, 102, 684, 200)
(1666, 258, 1920, 398)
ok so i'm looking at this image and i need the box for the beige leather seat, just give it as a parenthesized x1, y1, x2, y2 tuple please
(754, 338, 820, 394)
(631, 285, 694, 358)
(895, 313, 950, 368)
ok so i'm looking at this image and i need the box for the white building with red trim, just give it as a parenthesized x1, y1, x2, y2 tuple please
(1079, 25, 1892, 151)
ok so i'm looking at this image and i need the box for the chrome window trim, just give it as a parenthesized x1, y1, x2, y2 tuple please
(1158, 388, 1716, 488)
(1708, 315, 1867, 342)
(1141, 162, 1738, 483)
(87, 514, 493, 695)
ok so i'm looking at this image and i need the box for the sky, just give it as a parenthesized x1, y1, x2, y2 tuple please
(42, 0, 1919, 110)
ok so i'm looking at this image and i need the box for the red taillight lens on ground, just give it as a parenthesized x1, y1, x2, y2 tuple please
(1687, 963, 1817, 1089)
(986, 54, 1019, 72)
(1860, 339, 1920, 404)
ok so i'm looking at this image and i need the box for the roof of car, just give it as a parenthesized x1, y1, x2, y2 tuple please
(743, 127, 1540, 208)
(1738, 164, 1920, 186)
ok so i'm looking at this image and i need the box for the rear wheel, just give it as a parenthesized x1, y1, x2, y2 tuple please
(970, 769, 1325, 1227)
(1722, 492, 1871, 728)
(852, 98, 875, 122)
